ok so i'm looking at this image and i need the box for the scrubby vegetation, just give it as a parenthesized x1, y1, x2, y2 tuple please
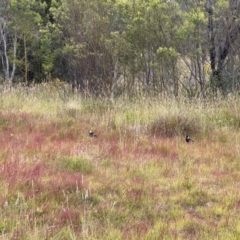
(2, 0, 240, 97)
(0, 85, 239, 239)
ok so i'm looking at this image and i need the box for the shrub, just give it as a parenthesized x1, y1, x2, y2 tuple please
(149, 113, 202, 138)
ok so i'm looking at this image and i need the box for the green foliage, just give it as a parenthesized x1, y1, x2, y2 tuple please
(144, 221, 165, 239)
(7, 0, 46, 82)
(58, 156, 93, 174)
(2, 0, 240, 96)
(104, 229, 123, 240)
(157, 47, 180, 58)
(184, 189, 210, 207)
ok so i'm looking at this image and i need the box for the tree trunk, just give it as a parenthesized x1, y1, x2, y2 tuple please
(111, 58, 119, 99)
(0, 18, 16, 87)
(207, 0, 240, 92)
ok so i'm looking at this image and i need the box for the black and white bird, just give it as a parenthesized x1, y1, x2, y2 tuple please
(89, 130, 97, 138)
(186, 135, 194, 143)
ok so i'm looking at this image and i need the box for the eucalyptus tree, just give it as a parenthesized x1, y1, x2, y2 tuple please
(46, 0, 185, 97)
(107, 0, 183, 97)
(8, 0, 46, 84)
(0, 0, 16, 85)
(176, 0, 208, 97)
(168, 0, 240, 96)
(139, 0, 240, 97)
(206, 0, 240, 93)
(48, 0, 118, 96)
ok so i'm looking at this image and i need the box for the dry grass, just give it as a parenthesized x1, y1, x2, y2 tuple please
(0, 85, 239, 239)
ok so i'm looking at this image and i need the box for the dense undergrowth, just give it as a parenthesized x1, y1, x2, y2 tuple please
(0, 85, 240, 239)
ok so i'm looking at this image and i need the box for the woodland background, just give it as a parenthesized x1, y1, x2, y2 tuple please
(1, 0, 240, 98)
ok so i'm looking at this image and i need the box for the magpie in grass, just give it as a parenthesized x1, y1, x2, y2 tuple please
(186, 135, 194, 143)
(89, 130, 97, 138)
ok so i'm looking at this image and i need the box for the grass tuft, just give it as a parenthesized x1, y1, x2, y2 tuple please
(58, 156, 93, 174)
(149, 113, 201, 137)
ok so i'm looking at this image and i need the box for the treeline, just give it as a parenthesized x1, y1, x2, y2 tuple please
(1, 0, 240, 98)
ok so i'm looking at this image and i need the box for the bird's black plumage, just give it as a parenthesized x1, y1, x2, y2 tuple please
(89, 130, 97, 137)
(186, 135, 194, 143)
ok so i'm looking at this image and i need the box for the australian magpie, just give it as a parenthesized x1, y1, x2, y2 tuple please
(186, 135, 194, 143)
(89, 130, 97, 137)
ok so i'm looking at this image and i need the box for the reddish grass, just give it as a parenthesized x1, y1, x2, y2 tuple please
(0, 110, 239, 239)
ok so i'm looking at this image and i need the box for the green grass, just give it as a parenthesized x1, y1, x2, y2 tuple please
(0, 85, 239, 239)
(58, 156, 93, 174)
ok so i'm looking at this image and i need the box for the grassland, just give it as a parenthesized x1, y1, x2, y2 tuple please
(0, 85, 240, 239)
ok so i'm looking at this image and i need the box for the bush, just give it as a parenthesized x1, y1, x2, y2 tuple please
(149, 113, 202, 138)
